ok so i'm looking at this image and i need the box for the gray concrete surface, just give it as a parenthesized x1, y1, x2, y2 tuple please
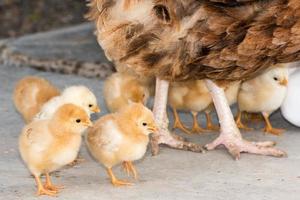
(1, 63, 300, 200)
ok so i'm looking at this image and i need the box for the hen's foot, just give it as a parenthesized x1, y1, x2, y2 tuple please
(205, 132, 286, 160)
(151, 127, 205, 156)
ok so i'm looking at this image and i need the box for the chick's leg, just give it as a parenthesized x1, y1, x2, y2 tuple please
(262, 112, 284, 136)
(44, 173, 64, 192)
(171, 107, 192, 134)
(204, 110, 219, 131)
(107, 168, 133, 186)
(34, 175, 57, 196)
(204, 80, 286, 159)
(191, 111, 206, 133)
(122, 161, 138, 180)
(236, 110, 253, 131)
(151, 78, 204, 155)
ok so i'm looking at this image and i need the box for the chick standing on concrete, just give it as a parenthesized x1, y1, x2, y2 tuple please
(168, 80, 212, 134)
(237, 66, 288, 135)
(103, 72, 150, 113)
(13, 76, 60, 123)
(86, 103, 157, 186)
(19, 104, 92, 196)
(204, 81, 241, 131)
(35, 85, 100, 120)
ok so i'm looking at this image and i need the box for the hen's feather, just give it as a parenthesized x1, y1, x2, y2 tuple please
(87, 0, 300, 81)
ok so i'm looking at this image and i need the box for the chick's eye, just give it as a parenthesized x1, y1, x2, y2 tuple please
(273, 77, 278, 81)
(76, 119, 81, 123)
(142, 122, 147, 126)
(89, 104, 93, 108)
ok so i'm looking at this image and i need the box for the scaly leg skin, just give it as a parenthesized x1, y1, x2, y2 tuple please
(262, 112, 284, 136)
(107, 168, 133, 186)
(191, 111, 206, 133)
(204, 111, 220, 131)
(44, 173, 64, 192)
(204, 80, 286, 160)
(236, 110, 254, 131)
(171, 107, 192, 134)
(122, 161, 138, 180)
(34, 175, 57, 196)
(151, 78, 204, 156)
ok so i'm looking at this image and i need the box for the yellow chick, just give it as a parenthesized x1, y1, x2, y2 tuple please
(35, 85, 100, 120)
(13, 76, 60, 123)
(168, 80, 212, 134)
(204, 81, 241, 131)
(19, 104, 92, 196)
(103, 72, 150, 113)
(236, 65, 288, 135)
(86, 103, 157, 186)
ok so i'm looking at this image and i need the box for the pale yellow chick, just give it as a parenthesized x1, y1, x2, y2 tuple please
(103, 72, 150, 113)
(168, 80, 212, 134)
(86, 103, 157, 186)
(236, 65, 288, 135)
(19, 104, 92, 196)
(13, 76, 60, 123)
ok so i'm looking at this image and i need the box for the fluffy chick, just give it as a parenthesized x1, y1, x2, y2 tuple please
(13, 76, 60, 123)
(237, 65, 288, 135)
(19, 104, 92, 196)
(35, 85, 100, 120)
(86, 103, 157, 186)
(168, 80, 212, 134)
(204, 81, 241, 131)
(103, 72, 150, 113)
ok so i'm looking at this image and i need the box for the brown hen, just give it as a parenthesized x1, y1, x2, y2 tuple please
(87, 0, 299, 159)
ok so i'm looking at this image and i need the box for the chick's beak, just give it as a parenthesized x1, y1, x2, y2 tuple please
(83, 120, 93, 127)
(279, 78, 288, 86)
(92, 106, 101, 113)
(147, 124, 158, 133)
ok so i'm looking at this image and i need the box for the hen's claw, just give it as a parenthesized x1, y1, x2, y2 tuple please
(205, 134, 286, 160)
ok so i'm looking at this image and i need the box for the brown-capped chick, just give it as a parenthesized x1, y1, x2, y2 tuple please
(13, 76, 60, 123)
(103, 72, 150, 113)
(204, 81, 241, 131)
(86, 103, 157, 186)
(168, 80, 212, 134)
(236, 65, 288, 135)
(19, 104, 92, 196)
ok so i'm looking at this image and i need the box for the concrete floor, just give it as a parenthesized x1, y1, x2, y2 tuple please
(1, 63, 300, 200)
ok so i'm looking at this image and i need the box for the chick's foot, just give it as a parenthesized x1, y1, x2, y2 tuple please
(122, 161, 138, 180)
(107, 168, 133, 186)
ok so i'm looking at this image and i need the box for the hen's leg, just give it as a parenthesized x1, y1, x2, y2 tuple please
(262, 112, 284, 136)
(204, 80, 286, 159)
(151, 78, 204, 155)
(191, 111, 206, 133)
(172, 107, 192, 134)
